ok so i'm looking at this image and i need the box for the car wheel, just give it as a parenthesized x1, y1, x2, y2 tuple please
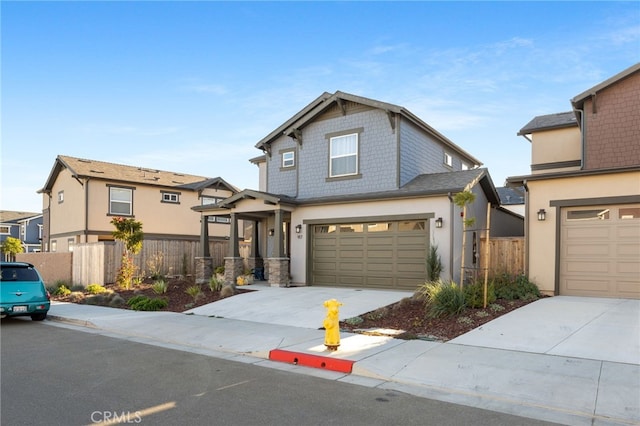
(31, 313, 47, 321)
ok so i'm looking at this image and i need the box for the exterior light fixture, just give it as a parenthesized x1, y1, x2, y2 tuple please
(537, 209, 546, 221)
(295, 224, 302, 234)
(268, 228, 274, 236)
(435, 217, 443, 228)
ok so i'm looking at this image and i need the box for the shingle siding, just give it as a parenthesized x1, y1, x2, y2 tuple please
(400, 119, 467, 186)
(584, 71, 640, 169)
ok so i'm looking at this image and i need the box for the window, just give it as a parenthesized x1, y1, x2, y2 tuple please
(282, 151, 295, 168)
(367, 223, 392, 232)
(210, 216, 231, 224)
(339, 224, 363, 233)
(202, 196, 222, 205)
(0, 226, 9, 235)
(162, 192, 180, 203)
(51, 240, 57, 252)
(58, 191, 64, 203)
(68, 238, 75, 252)
(444, 152, 453, 167)
(461, 162, 469, 171)
(330, 134, 358, 177)
(567, 209, 610, 221)
(619, 207, 640, 219)
(399, 221, 426, 231)
(20, 224, 26, 238)
(109, 187, 133, 216)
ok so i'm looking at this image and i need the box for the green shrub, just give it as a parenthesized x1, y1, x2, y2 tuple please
(54, 285, 72, 297)
(127, 295, 168, 311)
(426, 243, 443, 282)
(493, 274, 541, 300)
(185, 285, 202, 302)
(208, 276, 223, 292)
(86, 283, 108, 294)
(152, 279, 168, 294)
(420, 280, 466, 318)
(464, 281, 496, 308)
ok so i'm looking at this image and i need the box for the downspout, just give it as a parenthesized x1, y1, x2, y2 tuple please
(522, 180, 529, 276)
(447, 192, 455, 281)
(84, 178, 90, 242)
(574, 108, 585, 169)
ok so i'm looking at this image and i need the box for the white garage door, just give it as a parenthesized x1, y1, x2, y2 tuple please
(560, 204, 640, 298)
(311, 220, 428, 291)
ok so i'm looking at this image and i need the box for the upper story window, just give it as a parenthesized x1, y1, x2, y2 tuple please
(109, 186, 133, 216)
(0, 226, 9, 235)
(330, 133, 358, 177)
(58, 190, 64, 203)
(282, 151, 295, 168)
(161, 191, 180, 204)
(461, 162, 469, 171)
(20, 224, 26, 238)
(444, 152, 453, 168)
(202, 196, 222, 205)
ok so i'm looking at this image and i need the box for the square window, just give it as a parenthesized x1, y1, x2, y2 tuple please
(330, 134, 358, 177)
(282, 151, 295, 168)
(109, 187, 133, 216)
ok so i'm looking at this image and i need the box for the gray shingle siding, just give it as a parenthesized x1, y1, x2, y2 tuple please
(399, 119, 468, 186)
(266, 136, 297, 196)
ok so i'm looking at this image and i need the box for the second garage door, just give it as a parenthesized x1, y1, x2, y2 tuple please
(311, 220, 428, 291)
(560, 204, 640, 298)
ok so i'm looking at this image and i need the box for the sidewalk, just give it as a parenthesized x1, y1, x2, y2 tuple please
(46, 293, 640, 426)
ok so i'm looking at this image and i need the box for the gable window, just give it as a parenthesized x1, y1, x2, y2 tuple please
(282, 151, 295, 168)
(444, 152, 453, 167)
(161, 191, 180, 204)
(58, 191, 64, 203)
(461, 162, 469, 171)
(109, 186, 133, 216)
(330, 133, 358, 177)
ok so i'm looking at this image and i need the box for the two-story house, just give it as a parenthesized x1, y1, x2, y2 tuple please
(508, 63, 640, 298)
(39, 155, 239, 253)
(0, 210, 43, 255)
(195, 91, 515, 289)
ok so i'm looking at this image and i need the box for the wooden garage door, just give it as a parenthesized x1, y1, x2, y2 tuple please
(311, 220, 428, 291)
(560, 204, 640, 298)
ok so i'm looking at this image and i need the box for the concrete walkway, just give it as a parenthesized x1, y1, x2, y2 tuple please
(45, 287, 639, 426)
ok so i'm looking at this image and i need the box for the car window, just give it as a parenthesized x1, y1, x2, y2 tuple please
(0, 266, 40, 282)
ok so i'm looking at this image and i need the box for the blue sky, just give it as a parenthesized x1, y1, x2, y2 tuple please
(2, 1, 639, 212)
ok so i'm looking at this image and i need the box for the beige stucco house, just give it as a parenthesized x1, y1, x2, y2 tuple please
(508, 63, 640, 298)
(39, 155, 238, 253)
(195, 91, 522, 290)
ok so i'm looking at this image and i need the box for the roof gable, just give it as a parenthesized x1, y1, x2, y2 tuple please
(571, 62, 640, 108)
(255, 90, 482, 167)
(0, 210, 41, 223)
(517, 112, 578, 135)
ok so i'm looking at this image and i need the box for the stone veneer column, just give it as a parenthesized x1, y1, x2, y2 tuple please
(224, 257, 244, 286)
(195, 257, 213, 285)
(267, 257, 290, 287)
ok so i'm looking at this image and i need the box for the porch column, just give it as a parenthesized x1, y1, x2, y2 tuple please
(196, 215, 213, 285)
(224, 212, 243, 285)
(268, 209, 289, 287)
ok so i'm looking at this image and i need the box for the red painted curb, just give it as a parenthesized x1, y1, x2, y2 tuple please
(269, 349, 354, 373)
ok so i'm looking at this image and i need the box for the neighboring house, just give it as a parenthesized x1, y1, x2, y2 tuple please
(39, 155, 239, 253)
(0, 211, 43, 254)
(508, 63, 640, 298)
(496, 186, 525, 217)
(195, 91, 515, 290)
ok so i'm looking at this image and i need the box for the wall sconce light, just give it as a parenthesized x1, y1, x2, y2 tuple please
(435, 217, 443, 228)
(268, 228, 274, 236)
(537, 209, 546, 221)
(295, 224, 302, 234)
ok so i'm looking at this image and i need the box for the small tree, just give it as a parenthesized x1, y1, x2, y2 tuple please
(1, 237, 24, 261)
(111, 217, 143, 289)
(453, 190, 476, 289)
(426, 242, 443, 282)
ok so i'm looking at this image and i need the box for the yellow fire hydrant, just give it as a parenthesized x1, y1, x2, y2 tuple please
(323, 299, 343, 351)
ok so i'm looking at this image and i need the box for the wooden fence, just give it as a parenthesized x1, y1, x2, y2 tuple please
(480, 237, 525, 277)
(72, 239, 250, 286)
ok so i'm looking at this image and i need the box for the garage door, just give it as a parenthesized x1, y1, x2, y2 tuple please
(560, 204, 640, 298)
(311, 220, 428, 291)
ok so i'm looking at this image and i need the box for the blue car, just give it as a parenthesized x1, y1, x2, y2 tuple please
(0, 262, 51, 321)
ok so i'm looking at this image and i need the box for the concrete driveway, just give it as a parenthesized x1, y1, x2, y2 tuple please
(187, 285, 639, 365)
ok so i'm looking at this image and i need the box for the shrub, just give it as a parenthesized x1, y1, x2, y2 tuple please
(152, 279, 168, 294)
(464, 281, 496, 308)
(54, 285, 72, 297)
(185, 285, 202, 302)
(419, 280, 466, 318)
(426, 243, 443, 282)
(127, 295, 168, 311)
(208, 276, 223, 292)
(214, 266, 225, 275)
(86, 283, 108, 295)
(493, 274, 541, 300)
